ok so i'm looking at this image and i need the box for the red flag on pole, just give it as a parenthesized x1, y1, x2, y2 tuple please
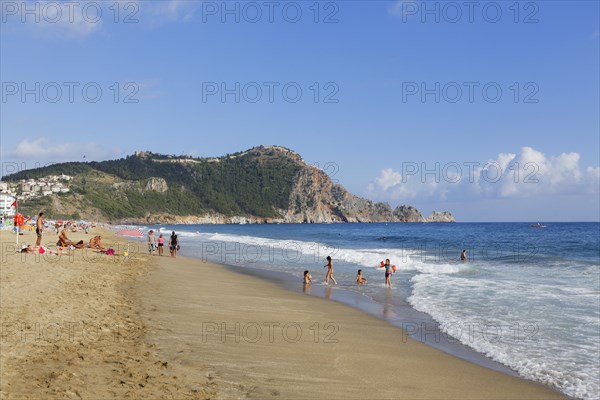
(10, 201, 17, 208)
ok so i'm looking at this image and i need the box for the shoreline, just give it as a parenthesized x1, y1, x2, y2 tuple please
(136, 252, 565, 399)
(215, 261, 523, 377)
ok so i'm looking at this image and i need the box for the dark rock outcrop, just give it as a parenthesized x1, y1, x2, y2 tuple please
(393, 205, 426, 222)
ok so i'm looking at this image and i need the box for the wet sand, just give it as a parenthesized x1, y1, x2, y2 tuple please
(137, 254, 565, 399)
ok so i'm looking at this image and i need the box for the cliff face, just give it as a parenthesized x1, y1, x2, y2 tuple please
(282, 165, 396, 223)
(393, 205, 426, 222)
(281, 165, 455, 224)
(145, 177, 168, 193)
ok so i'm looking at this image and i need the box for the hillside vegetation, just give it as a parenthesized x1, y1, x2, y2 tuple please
(4, 146, 303, 222)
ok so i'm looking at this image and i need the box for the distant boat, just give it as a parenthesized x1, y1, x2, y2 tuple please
(531, 222, 547, 228)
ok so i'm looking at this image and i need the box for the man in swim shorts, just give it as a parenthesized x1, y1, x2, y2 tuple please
(35, 212, 44, 246)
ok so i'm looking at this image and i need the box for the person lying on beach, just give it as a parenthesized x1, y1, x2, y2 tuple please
(303, 270, 312, 284)
(58, 228, 85, 249)
(355, 269, 367, 284)
(20, 245, 35, 253)
(20, 244, 61, 255)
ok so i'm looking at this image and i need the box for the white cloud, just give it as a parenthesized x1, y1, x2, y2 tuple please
(17, 0, 103, 37)
(4, 0, 200, 38)
(141, 0, 198, 25)
(3, 138, 123, 165)
(367, 146, 600, 204)
(374, 168, 402, 191)
(388, 1, 419, 18)
(480, 147, 592, 198)
(367, 166, 443, 200)
(135, 80, 164, 100)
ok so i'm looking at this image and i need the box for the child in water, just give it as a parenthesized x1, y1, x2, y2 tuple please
(324, 256, 338, 285)
(303, 270, 312, 284)
(381, 259, 394, 288)
(355, 269, 367, 284)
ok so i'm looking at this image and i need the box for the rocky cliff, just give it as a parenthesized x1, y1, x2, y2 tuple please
(282, 165, 396, 223)
(393, 205, 426, 222)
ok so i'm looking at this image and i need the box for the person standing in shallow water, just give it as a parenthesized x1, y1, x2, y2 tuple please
(382, 259, 393, 288)
(324, 256, 337, 285)
(169, 231, 179, 258)
(460, 249, 467, 262)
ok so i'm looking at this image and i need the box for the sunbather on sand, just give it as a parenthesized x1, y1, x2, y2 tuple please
(59, 228, 85, 249)
(88, 235, 106, 251)
(20, 244, 35, 253)
(20, 244, 61, 255)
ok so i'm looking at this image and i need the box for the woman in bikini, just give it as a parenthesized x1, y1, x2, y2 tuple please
(157, 234, 165, 256)
(324, 256, 338, 285)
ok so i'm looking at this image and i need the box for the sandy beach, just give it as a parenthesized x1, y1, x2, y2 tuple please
(1, 227, 564, 399)
(0, 228, 215, 399)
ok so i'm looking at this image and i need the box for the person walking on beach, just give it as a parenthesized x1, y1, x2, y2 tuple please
(324, 256, 338, 285)
(35, 212, 44, 246)
(460, 249, 467, 262)
(147, 230, 156, 256)
(157, 234, 165, 256)
(381, 259, 394, 288)
(169, 231, 179, 258)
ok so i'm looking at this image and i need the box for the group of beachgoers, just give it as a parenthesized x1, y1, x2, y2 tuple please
(146, 230, 179, 257)
(18, 211, 111, 255)
(303, 256, 397, 289)
(304, 250, 468, 289)
(25, 212, 181, 258)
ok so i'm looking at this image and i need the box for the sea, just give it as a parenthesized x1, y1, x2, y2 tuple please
(130, 222, 599, 400)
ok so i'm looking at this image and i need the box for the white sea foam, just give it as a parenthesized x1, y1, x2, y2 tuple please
(408, 273, 600, 400)
(180, 231, 465, 273)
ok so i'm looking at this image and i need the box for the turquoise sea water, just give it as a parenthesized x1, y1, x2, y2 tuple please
(136, 222, 599, 399)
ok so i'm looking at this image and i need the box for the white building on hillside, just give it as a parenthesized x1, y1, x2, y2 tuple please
(0, 193, 16, 217)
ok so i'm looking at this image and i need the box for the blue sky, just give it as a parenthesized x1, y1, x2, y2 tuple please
(1, 0, 599, 221)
